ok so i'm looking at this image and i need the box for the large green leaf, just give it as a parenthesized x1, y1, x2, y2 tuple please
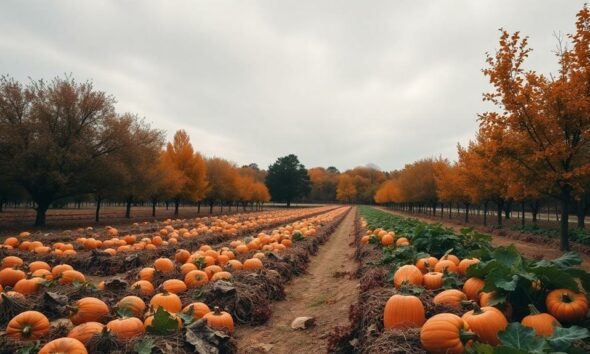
(493, 246, 522, 268)
(497, 323, 546, 353)
(547, 326, 589, 351)
(534, 252, 582, 268)
(146, 307, 179, 335)
(530, 266, 580, 292)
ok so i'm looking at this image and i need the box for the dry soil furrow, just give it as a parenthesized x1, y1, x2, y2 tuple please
(236, 207, 359, 354)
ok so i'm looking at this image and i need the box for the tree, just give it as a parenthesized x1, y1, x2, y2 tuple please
(205, 158, 239, 213)
(161, 130, 208, 216)
(480, 7, 590, 250)
(308, 167, 339, 202)
(265, 154, 311, 207)
(0, 76, 136, 226)
(336, 174, 357, 202)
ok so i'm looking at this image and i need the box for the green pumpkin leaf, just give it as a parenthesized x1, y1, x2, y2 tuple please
(493, 245, 522, 268)
(15, 341, 41, 354)
(530, 266, 579, 292)
(497, 322, 545, 353)
(146, 307, 179, 335)
(534, 252, 582, 268)
(134, 337, 156, 354)
(547, 325, 590, 351)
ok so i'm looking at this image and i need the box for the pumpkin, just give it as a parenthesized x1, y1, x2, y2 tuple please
(243, 258, 264, 270)
(184, 270, 209, 288)
(0, 290, 25, 304)
(138, 267, 155, 282)
(116, 296, 146, 318)
(545, 288, 588, 323)
(154, 258, 175, 273)
(6, 311, 50, 340)
(70, 297, 110, 325)
(433, 289, 467, 309)
(521, 304, 560, 337)
(38, 337, 87, 354)
(162, 279, 188, 294)
(393, 265, 423, 288)
(0, 267, 26, 287)
(381, 233, 394, 246)
(150, 292, 182, 313)
(28, 261, 51, 272)
(211, 271, 232, 282)
(182, 302, 211, 320)
(420, 313, 475, 354)
(383, 293, 425, 329)
(59, 270, 86, 285)
(106, 317, 145, 340)
(441, 254, 460, 265)
(2, 256, 23, 269)
(225, 260, 243, 271)
(462, 304, 508, 345)
(462, 277, 485, 301)
(458, 258, 479, 275)
(423, 272, 444, 290)
(13, 277, 44, 295)
(434, 259, 458, 273)
(203, 306, 234, 333)
(175, 249, 191, 263)
(203, 265, 223, 279)
(180, 263, 197, 275)
(68, 322, 104, 344)
(32, 269, 53, 280)
(130, 280, 155, 296)
(416, 257, 438, 274)
(144, 312, 182, 328)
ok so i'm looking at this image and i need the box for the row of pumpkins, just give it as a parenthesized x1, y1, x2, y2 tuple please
(363, 226, 588, 354)
(0, 207, 334, 257)
(0, 208, 347, 353)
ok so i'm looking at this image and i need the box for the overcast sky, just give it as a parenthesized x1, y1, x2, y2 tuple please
(0, 1, 585, 171)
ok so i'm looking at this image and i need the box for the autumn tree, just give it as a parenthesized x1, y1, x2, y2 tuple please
(205, 158, 239, 213)
(336, 174, 357, 202)
(308, 167, 339, 202)
(0, 76, 143, 226)
(397, 159, 439, 214)
(374, 179, 403, 205)
(265, 154, 311, 207)
(480, 7, 590, 250)
(161, 130, 208, 216)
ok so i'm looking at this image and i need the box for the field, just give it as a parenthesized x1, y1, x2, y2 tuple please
(1, 206, 589, 354)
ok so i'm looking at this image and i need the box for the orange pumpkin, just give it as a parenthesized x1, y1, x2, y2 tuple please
(393, 265, 423, 288)
(6, 310, 50, 340)
(70, 297, 110, 325)
(433, 289, 467, 309)
(150, 292, 182, 313)
(68, 322, 104, 344)
(154, 258, 175, 273)
(420, 313, 475, 354)
(106, 317, 145, 340)
(184, 270, 209, 288)
(462, 305, 508, 345)
(416, 257, 438, 274)
(423, 272, 443, 290)
(131, 280, 155, 296)
(203, 306, 234, 333)
(434, 260, 458, 273)
(38, 337, 88, 354)
(116, 296, 146, 318)
(59, 270, 86, 285)
(182, 302, 211, 320)
(243, 258, 264, 270)
(383, 293, 425, 329)
(1, 256, 23, 269)
(0, 267, 26, 287)
(545, 288, 588, 323)
(162, 279, 188, 294)
(521, 304, 560, 337)
(458, 258, 480, 275)
(462, 277, 485, 301)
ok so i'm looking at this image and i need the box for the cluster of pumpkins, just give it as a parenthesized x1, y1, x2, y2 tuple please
(0, 207, 334, 258)
(360, 227, 410, 247)
(372, 228, 589, 354)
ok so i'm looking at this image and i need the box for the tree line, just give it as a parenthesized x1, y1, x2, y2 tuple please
(374, 6, 590, 251)
(0, 76, 274, 226)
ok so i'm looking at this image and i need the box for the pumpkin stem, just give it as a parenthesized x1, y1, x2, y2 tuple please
(21, 324, 32, 337)
(213, 306, 222, 315)
(459, 329, 478, 343)
(470, 301, 483, 314)
(528, 304, 541, 315)
(561, 293, 573, 303)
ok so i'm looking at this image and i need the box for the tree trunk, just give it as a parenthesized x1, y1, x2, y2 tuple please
(560, 187, 572, 251)
(497, 199, 504, 226)
(464, 202, 470, 223)
(576, 199, 586, 229)
(432, 202, 436, 216)
(125, 197, 132, 219)
(483, 201, 488, 226)
(152, 199, 157, 217)
(504, 201, 511, 220)
(95, 197, 102, 223)
(0, 198, 4, 212)
(197, 201, 201, 214)
(34, 201, 50, 227)
(286, 200, 291, 208)
(174, 199, 180, 217)
(531, 200, 540, 225)
(449, 203, 452, 218)
(521, 201, 525, 227)
(209, 201, 214, 214)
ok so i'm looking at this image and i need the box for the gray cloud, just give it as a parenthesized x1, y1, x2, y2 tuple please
(0, 0, 583, 171)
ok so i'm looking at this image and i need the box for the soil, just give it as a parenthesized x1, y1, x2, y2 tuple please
(377, 207, 590, 270)
(236, 208, 359, 354)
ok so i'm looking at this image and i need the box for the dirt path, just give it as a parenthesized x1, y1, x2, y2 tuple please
(236, 208, 359, 354)
(376, 207, 590, 270)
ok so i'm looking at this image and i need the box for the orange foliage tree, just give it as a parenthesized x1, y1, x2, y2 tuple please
(479, 6, 590, 250)
(160, 130, 208, 216)
(205, 158, 239, 214)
